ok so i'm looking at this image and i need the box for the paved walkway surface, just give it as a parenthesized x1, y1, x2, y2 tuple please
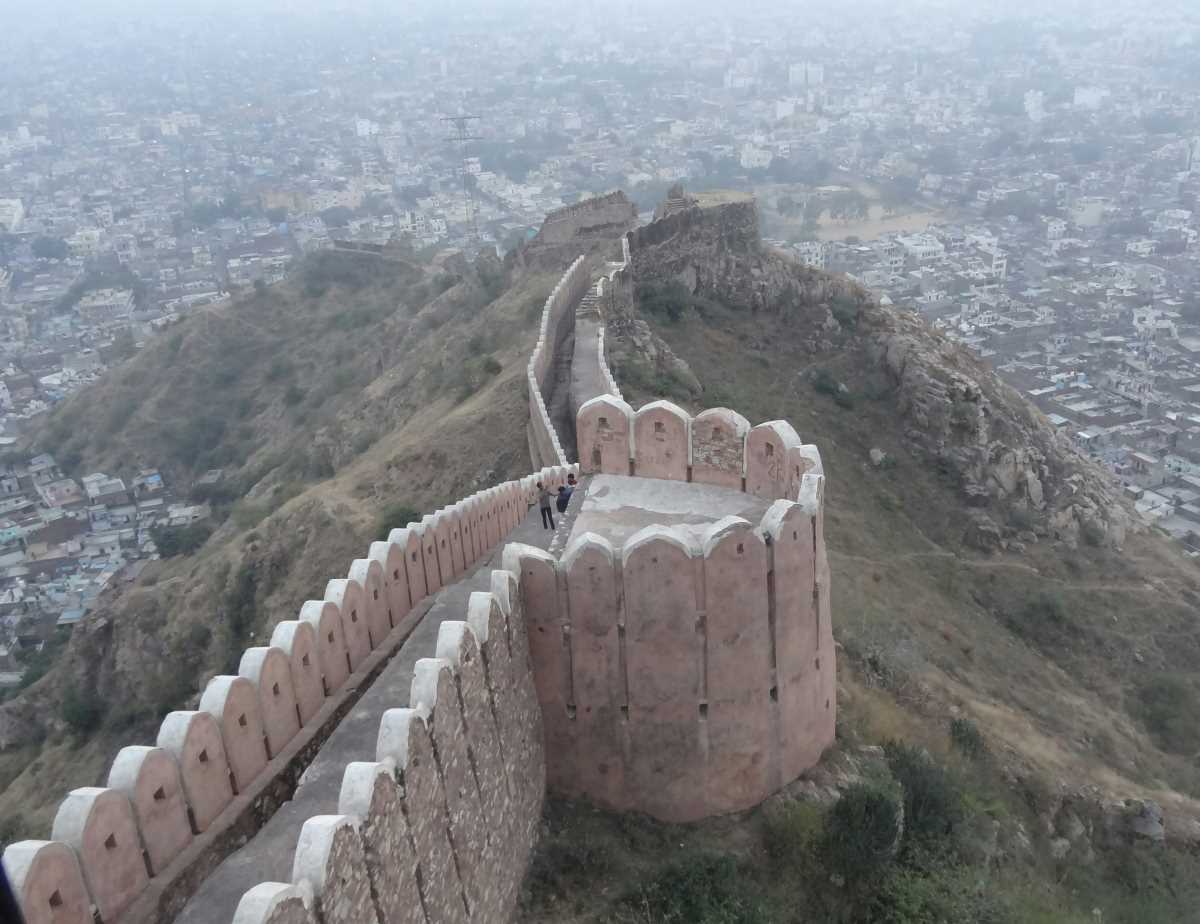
(569, 287, 610, 423)
(176, 505, 555, 924)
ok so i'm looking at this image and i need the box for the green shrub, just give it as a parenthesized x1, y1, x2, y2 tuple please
(61, 685, 105, 734)
(949, 717, 988, 760)
(377, 503, 422, 541)
(482, 356, 502, 376)
(884, 742, 964, 850)
(1134, 674, 1200, 755)
(830, 295, 860, 330)
(283, 383, 306, 406)
(150, 522, 213, 557)
(821, 781, 903, 887)
(619, 853, 769, 924)
(763, 799, 824, 865)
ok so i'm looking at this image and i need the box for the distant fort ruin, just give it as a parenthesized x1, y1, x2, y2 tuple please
(3, 190, 834, 924)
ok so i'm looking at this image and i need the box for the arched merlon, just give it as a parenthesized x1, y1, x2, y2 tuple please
(2, 839, 93, 924)
(231, 882, 316, 924)
(51, 787, 150, 923)
(156, 711, 235, 834)
(107, 745, 193, 876)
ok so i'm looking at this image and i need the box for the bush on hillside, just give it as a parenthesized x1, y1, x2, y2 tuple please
(618, 852, 769, 924)
(150, 522, 214, 558)
(821, 781, 904, 887)
(1134, 674, 1200, 756)
(763, 799, 824, 865)
(61, 685, 105, 735)
(377, 503, 422, 541)
(884, 742, 964, 851)
(949, 717, 988, 760)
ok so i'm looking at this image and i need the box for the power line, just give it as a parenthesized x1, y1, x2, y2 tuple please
(442, 115, 482, 243)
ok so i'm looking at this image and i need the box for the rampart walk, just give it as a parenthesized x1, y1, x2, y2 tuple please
(2, 462, 578, 924)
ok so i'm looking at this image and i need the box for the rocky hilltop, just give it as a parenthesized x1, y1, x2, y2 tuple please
(612, 188, 1131, 552)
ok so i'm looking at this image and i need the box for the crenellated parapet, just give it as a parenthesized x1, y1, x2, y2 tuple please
(577, 396, 823, 495)
(228, 577, 545, 924)
(516, 398, 834, 823)
(0, 463, 576, 924)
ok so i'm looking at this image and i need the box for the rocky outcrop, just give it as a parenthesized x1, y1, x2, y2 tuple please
(863, 308, 1133, 549)
(615, 187, 1135, 550)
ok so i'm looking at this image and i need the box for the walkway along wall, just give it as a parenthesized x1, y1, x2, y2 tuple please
(1, 461, 576, 924)
(527, 255, 590, 469)
(517, 398, 834, 823)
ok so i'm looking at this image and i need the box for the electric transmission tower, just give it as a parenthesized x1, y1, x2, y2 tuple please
(442, 115, 482, 243)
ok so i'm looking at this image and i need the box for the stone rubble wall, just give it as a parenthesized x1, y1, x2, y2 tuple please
(511, 470, 834, 823)
(533, 192, 638, 246)
(227, 565, 545, 924)
(527, 255, 590, 468)
(1, 463, 575, 924)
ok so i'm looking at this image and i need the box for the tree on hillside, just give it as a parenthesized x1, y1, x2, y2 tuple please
(32, 236, 69, 261)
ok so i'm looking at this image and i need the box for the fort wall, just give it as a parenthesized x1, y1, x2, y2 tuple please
(527, 255, 590, 468)
(1, 461, 574, 924)
(512, 468, 834, 823)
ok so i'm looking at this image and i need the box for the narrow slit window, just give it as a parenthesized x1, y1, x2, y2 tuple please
(198, 749, 209, 763)
(272, 682, 281, 696)
(48, 891, 63, 909)
(153, 786, 166, 801)
(302, 653, 311, 668)
(765, 442, 775, 457)
(237, 713, 248, 728)
(654, 421, 665, 434)
(103, 834, 118, 850)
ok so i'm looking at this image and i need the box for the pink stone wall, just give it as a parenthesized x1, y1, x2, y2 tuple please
(691, 408, 749, 489)
(199, 676, 269, 794)
(746, 420, 804, 499)
(239, 648, 302, 760)
(562, 535, 626, 807)
(577, 395, 634, 476)
(701, 519, 771, 813)
(270, 620, 326, 725)
(368, 538, 411, 629)
(523, 475, 834, 824)
(348, 559, 389, 644)
(622, 529, 705, 822)
(299, 600, 350, 696)
(107, 746, 193, 875)
(326, 579, 371, 671)
(2, 840, 93, 924)
(157, 711, 235, 833)
(633, 401, 691, 481)
(51, 788, 149, 922)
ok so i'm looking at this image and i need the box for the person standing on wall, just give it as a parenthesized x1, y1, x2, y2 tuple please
(556, 484, 572, 514)
(537, 482, 555, 530)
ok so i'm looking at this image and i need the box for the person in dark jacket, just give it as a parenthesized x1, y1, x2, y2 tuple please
(537, 482, 555, 529)
(556, 484, 573, 513)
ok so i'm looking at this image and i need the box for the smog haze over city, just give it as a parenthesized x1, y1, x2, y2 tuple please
(7, 0, 1200, 921)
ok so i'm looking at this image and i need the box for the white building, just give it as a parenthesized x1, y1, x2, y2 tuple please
(0, 199, 24, 233)
(739, 144, 773, 170)
(895, 232, 945, 262)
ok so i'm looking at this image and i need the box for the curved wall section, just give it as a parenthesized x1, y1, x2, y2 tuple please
(513, 471, 834, 824)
